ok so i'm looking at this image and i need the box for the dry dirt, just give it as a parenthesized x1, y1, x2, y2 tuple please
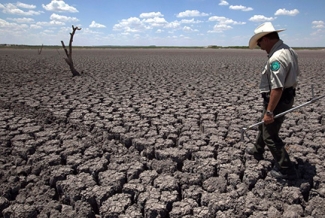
(0, 48, 325, 218)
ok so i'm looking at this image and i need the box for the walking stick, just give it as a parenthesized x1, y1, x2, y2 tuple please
(241, 85, 325, 141)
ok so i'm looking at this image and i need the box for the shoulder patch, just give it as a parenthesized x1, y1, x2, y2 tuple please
(270, 61, 280, 71)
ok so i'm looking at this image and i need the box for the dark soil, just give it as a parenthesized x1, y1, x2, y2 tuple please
(0, 48, 325, 217)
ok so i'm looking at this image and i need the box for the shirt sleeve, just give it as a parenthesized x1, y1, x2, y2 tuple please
(268, 54, 288, 89)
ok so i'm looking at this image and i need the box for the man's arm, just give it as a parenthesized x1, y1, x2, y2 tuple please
(264, 87, 283, 124)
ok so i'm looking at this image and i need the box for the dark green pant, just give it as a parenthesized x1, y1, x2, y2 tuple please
(255, 97, 294, 170)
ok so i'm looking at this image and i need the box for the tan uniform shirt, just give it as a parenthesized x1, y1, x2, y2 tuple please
(260, 40, 300, 93)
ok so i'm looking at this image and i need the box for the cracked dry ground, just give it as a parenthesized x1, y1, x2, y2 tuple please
(0, 48, 325, 218)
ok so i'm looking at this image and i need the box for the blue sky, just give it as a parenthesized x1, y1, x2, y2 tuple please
(0, 0, 324, 47)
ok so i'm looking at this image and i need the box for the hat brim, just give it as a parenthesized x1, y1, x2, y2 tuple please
(249, 29, 285, 49)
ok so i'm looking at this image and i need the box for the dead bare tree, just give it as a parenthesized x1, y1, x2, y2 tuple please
(38, 44, 43, 55)
(61, 25, 81, 77)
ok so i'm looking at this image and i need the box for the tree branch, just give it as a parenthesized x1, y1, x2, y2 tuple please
(61, 25, 82, 77)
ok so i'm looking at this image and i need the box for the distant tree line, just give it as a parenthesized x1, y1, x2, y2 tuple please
(1, 44, 323, 50)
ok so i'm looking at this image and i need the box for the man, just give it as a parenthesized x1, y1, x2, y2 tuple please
(246, 22, 300, 180)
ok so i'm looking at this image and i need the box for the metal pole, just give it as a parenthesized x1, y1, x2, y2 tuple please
(241, 93, 325, 141)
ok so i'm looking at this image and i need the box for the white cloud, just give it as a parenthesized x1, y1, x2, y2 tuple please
(36, 20, 65, 26)
(219, 0, 229, 6)
(0, 18, 29, 29)
(209, 16, 245, 25)
(275, 8, 299, 16)
(134, 33, 141, 38)
(183, 26, 198, 32)
(229, 5, 253, 12)
(208, 16, 244, 33)
(7, 17, 34, 23)
(249, 15, 276, 22)
(180, 18, 202, 24)
(0, 3, 42, 15)
(42, 0, 78, 13)
(156, 29, 163, 33)
(312, 20, 325, 29)
(30, 24, 42, 29)
(140, 12, 163, 18)
(167, 34, 190, 40)
(176, 10, 209, 18)
(50, 13, 79, 22)
(49, 20, 65, 25)
(89, 21, 106, 28)
(165, 21, 181, 29)
(310, 28, 324, 36)
(113, 13, 194, 33)
(209, 24, 232, 33)
(125, 26, 143, 33)
(113, 17, 149, 32)
(16, 2, 36, 9)
(43, 29, 54, 33)
(0, 18, 11, 28)
(143, 17, 167, 27)
(78, 28, 103, 37)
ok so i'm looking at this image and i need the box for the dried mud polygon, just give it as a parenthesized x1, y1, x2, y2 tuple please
(0, 48, 325, 217)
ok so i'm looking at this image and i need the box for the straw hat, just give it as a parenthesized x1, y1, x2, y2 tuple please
(248, 22, 285, 49)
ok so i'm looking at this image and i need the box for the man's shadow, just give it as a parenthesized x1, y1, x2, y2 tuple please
(278, 157, 316, 202)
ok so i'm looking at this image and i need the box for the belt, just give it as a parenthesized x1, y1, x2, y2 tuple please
(261, 87, 296, 100)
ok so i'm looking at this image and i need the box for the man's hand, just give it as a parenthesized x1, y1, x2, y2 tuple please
(263, 113, 274, 124)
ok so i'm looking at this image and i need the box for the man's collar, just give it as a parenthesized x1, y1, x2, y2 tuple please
(268, 40, 283, 57)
